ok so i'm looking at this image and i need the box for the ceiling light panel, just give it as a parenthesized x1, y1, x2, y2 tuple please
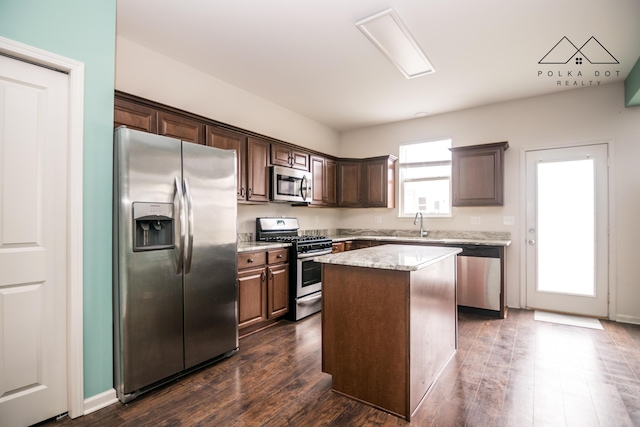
(356, 8, 434, 79)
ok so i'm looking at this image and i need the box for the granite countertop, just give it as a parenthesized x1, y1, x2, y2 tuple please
(237, 229, 511, 253)
(237, 241, 291, 253)
(313, 244, 462, 272)
(328, 235, 511, 247)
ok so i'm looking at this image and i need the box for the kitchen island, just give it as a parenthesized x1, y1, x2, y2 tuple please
(314, 244, 461, 421)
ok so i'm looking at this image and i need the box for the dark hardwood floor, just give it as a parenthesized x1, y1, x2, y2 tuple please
(41, 309, 640, 426)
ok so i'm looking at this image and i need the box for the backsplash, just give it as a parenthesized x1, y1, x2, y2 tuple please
(239, 228, 511, 242)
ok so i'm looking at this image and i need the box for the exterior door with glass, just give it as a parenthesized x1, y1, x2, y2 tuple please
(525, 144, 609, 317)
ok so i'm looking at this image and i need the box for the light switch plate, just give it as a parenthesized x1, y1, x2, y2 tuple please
(471, 216, 481, 225)
(503, 216, 515, 225)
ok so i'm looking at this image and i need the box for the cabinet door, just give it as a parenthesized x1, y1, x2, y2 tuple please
(325, 158, 337, 206)
(363, 156, 396, 208)
(267, 263, 289, 318)
(247, 137, 270, 202)
(290, 149, 309, 171)
(158, 111, 205, 145)
(452, 142, 507, 206)
(114, 98, 157, 133)
(363, 158, 387, 207)
(206, 125, 247, 200)
(338, 161, 362, 207)
(331, 242, 345, 253)
(271, 143, 308, 170)
(310, 155, 326, 206)
(271, 143, 292, 167)
(238, 267, 267, 329)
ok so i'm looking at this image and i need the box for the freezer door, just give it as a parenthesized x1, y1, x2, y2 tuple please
(182, 142, 238, 369)
(114, 128, 185, 397)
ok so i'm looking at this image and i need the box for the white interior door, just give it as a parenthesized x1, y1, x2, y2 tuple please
(525, 144, 609, 317)
(0, 54, 69, 426)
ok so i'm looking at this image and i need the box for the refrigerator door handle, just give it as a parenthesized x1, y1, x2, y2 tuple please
(183, 177, 194, 274)
(174, 176, 186, 274)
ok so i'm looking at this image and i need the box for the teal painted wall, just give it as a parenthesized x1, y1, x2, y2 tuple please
(0, 1, 116, 398)
(625, 56, 640, 106)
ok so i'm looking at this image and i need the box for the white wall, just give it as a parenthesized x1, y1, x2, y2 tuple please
(115, 37, 340, 156)
(339, 83, 640, 323)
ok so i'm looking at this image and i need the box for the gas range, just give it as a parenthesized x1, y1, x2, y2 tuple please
(255, 217, 331, 321)
(255, 218, 332, 253)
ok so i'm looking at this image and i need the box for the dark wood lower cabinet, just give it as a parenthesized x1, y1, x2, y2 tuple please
(267, 263, 289, 318)
(322, 254, 457, 421)
(238, 248, 289, 337)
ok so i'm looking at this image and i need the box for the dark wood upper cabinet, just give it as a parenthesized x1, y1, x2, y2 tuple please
(325, 158, 337, 207)
(271, 142, 309, 171)
(247, 137, 270, 202)
(337, 160, 363, 207)
(451, 142, 508, 206)
(206, 125, 247, 201)
(310, 155, 337, 207)
(113, 92, 396, 209)
(338, 156, 396, 208)
(363, 156, 396, 208)
(158, 111, 205, 145)
(114, 98, 157, 133)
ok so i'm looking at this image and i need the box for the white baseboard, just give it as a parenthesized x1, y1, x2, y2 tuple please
(84, 388, 118, 416)
(615, 314, 640, 325)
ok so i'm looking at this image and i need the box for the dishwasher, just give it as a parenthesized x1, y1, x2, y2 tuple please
(456, 245, 501, 314)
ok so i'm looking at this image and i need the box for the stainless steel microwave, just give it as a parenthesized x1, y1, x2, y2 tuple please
(270, 165, 312, 203)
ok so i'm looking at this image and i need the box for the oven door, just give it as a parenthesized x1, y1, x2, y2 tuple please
(296, 249, 330, 297)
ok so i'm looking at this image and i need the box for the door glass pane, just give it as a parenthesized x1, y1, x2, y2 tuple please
(537, 159, 595, 295)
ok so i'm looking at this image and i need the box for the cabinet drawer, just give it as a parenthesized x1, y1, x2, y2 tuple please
(238, 251, 266, 269)
(268, 249, 289, 264)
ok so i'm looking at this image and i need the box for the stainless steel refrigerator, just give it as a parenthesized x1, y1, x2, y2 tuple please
(113, 127, 238, 403)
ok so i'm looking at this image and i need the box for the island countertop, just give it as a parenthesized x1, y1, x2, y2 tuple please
(313, 244, 462, 272)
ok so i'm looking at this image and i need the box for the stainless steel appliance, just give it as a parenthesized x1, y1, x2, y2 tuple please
(270, 165, 312, 203)
(255, 218, 332, 320)
(456, 245, 501, 314)
(113, 127, 238, 403)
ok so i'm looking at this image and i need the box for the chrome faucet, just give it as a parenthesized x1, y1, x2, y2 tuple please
(413, 212, 428, 237)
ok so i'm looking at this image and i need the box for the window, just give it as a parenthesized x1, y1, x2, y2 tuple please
(399, 138, 452, 217)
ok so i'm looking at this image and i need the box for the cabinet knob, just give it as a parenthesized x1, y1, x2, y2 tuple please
(247, 258, 254, 263)
(277, 254, 283, 259)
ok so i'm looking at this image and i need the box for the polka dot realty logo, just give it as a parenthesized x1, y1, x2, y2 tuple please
(538, 36, 620, 86)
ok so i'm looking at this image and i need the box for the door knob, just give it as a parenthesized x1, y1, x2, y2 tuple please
(528, 239, 536, 245)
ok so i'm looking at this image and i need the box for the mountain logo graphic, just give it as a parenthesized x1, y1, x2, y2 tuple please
(539, 36, 618, 65)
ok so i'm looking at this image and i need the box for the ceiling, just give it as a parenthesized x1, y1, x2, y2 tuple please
(116, 0, 640, 132)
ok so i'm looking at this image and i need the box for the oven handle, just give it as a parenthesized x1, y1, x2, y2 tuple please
(297, 249, 332, 259)
(298, 292, 322, 305)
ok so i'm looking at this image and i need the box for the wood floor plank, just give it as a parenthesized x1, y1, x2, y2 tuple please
(36, 310, 640, 427)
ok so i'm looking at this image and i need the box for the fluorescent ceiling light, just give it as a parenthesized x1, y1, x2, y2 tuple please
(356, 8, 434, 79)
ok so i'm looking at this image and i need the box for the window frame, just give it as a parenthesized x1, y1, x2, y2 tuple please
(398, 138, 453, 218)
